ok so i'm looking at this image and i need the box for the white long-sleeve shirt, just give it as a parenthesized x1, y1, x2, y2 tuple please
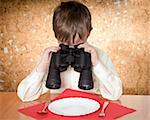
(17, 47, 122, 102)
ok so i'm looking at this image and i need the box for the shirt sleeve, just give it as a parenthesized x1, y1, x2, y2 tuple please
(17, 69, 49, 102)
(92, 48, 122, 100)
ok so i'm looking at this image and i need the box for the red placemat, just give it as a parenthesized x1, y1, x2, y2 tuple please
(18, 89, 136, 120)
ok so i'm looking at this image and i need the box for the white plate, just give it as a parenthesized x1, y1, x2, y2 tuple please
(48, 97, 100, 116)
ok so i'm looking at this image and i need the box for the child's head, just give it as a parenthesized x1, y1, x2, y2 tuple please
(53, 1, 92, 45)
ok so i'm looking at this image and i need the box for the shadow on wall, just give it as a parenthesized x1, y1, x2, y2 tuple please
(0, 0, 150, 94)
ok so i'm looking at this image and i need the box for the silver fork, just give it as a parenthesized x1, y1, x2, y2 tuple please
(99, 101, 109, 117)
(37, 99, 51, 114)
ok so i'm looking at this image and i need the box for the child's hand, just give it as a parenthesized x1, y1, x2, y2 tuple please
(36, 46, 60, 72)
(78, 43, 99, 66)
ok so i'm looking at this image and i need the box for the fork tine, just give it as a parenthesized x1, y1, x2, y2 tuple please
(99, 113, 105, 117)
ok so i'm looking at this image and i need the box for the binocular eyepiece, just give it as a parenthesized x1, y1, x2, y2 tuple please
(45, 44, 93, 90)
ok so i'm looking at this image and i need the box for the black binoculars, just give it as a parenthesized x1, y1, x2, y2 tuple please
(45, 44, 93, 90)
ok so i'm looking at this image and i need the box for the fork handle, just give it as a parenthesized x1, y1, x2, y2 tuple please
(101, 101, 109, 113)
(42, 100, 51, 112)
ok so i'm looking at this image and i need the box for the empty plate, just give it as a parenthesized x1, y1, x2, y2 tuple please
(48, 97, 100, 116)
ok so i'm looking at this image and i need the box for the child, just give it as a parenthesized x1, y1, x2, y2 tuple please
(17, 1, 122, 102)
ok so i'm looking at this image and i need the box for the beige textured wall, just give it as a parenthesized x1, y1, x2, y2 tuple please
(0, 0, 149, 94)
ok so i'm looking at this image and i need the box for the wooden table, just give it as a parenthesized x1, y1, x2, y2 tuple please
(0, 92, 149, 120)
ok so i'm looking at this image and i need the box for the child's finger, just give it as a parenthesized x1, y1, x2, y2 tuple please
(84, 47, 92, 53)
(78, 43, 92, 53)
(44, 47, 60, 53)
(77, 43, 87, 48)
(50, 49, 59, 53)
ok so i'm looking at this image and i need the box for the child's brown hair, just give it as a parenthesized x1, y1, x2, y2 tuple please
(53, 1, 92, 45)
